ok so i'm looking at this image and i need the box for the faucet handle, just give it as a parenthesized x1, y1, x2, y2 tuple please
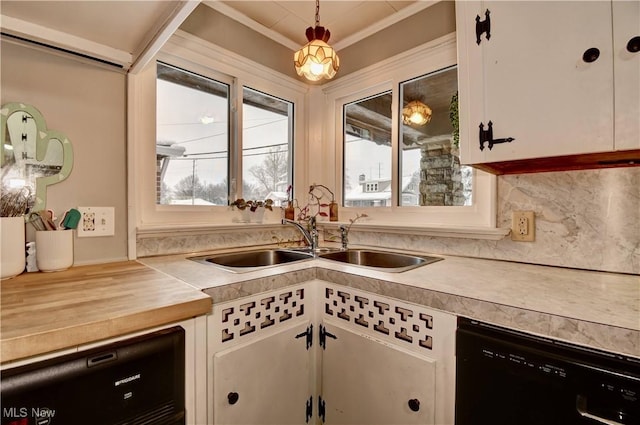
(339, 225, 348, 250)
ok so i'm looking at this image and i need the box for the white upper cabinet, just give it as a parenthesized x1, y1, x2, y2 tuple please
(456, 1, 639, 169)
(613, 0, 640, 151)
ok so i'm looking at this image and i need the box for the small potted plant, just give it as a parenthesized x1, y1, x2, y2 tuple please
(449, 91, 460, 156)
(230, 198, 274, 223)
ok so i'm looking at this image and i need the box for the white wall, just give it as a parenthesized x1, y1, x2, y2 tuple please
(1, 38, 129, 265)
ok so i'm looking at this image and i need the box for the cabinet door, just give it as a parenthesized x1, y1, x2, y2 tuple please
(212, 322, 312, 425)
(613, 0, 640, 150)
(458, 1, 614, 164)
(320, 323, 436, 425)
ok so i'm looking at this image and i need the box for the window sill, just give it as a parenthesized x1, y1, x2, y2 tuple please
(319, 222, 510, 241)
(136, 222, 282, 239)
(137, 221, 510, 241)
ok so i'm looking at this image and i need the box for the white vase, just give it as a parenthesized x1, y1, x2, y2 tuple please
(239, 209, 251, 223)
(35, 229, 74, 272)
(1, 216, 26, 279)
(252, 207, 266, 223)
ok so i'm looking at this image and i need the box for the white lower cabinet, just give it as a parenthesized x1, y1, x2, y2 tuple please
(212, 321, 313, 425)
(208, 283, 314, 425)
(320, 284, 457, 425)
(320, 324, 437, 424)
(207, 280, 456, 425)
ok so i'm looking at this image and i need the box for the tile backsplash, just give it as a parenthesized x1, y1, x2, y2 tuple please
(137, 167, 639, 275)
(348, 167, 639, 275)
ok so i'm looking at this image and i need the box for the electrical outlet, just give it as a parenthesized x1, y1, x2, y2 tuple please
(77, 207, 115, 237)
(511, 211, 535, 242)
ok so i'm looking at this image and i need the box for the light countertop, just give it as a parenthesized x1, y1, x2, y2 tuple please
(139, 247, 639, 357)
(1, 249, 637, 364)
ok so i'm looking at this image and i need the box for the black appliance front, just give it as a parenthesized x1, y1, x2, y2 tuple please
(455, 317, 640, 425)
(1, 326, 185, 425)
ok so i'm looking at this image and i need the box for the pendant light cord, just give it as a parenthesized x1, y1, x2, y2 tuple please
(315, 0, 320, 27)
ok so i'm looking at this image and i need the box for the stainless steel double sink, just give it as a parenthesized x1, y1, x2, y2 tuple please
(189, 248, 442, 273)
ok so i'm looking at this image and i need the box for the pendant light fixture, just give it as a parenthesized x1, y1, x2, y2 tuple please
(402, 100, 432, 126)
(293, 0, 340, 82)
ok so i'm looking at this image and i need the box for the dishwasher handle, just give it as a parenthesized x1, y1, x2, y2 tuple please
(576, 395, 624, 425)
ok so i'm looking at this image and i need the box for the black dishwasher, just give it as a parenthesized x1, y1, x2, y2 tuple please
(456, 317, 640, 425)
(1, 326, 185, 425)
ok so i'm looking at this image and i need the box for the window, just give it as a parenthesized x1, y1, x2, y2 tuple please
(399, 66, 472, 207)
(136, 32, 495, 232)
(326, 34, 497, 228)
(156, 62, 230, 206)
(343, 91, 392, 207)
(342, 66, 472, 208)
(155, 63, 294, 208)
(242, 88, 293, 206)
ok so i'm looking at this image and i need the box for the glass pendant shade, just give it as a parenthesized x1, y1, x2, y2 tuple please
(294, 38, 340, 82)
(293, 1, 339, 82)
(402, 101, 432, 126)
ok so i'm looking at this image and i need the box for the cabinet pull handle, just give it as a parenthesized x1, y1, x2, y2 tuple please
(408, 399, 420, 412)
(582, 47, 600, 63)
(227, 392, 239, 405)
(627, 36, 640, 53)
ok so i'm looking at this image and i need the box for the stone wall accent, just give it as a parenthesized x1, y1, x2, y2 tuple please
(420, 140, 470, 206)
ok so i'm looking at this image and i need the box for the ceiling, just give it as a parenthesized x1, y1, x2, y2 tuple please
(205, 1, 430, 50)
(1, 1, 179, 54)
(0, 0, 195, 70)
(0, 1, 434, 70)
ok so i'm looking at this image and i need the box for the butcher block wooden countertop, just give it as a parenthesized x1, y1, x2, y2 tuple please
(0, 261, 212, 364)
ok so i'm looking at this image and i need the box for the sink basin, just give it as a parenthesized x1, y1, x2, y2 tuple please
(189, 249, 314, 272)
(189, 247, 441, 273)
(318, 249, 442, 272)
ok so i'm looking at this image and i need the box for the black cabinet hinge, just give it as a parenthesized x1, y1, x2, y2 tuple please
(319, 325, 337, 350)
(479, 121, 515, 151)
(318, 396, 326, 423)
(475, 9, 491, 44)
(295, 324, 313, 350)
(305, 396, 313, 423)
(306, 395, 326, 423)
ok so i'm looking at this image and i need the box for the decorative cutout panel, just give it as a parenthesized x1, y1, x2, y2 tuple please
(323, 284, 454, 356)
(213, 286, 308, 346)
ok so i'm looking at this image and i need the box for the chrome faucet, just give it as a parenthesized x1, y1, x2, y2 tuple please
(282, 217, 318, 251)
(337, 213, 367, 250)
(339, 225, 348, 250)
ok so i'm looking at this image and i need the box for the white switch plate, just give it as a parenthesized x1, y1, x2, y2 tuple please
(77, 207, 115, 237)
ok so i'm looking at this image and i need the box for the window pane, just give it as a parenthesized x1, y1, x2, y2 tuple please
(399, 66, 472, 206)
(242, 87, 293, 206)
(343, 91, 393, 207)
(156, 62, 229, 206)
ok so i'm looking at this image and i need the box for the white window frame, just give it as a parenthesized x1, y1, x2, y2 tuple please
(321, 33, 499, 230)
(155, 60, 234, 207)
(128, 30, 308, 235)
